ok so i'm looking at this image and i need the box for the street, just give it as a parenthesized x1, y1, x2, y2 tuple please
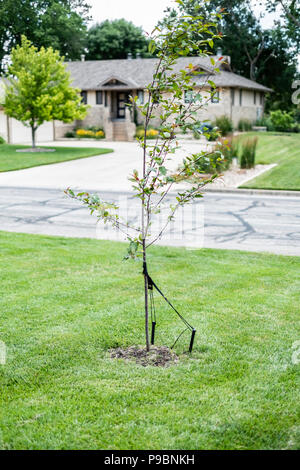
(0, 185, 299, 256)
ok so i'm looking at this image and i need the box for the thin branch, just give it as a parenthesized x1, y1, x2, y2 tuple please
(279, 0, 300, 28)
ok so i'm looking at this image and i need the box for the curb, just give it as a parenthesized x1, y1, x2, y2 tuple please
(202, 187, 300, 197)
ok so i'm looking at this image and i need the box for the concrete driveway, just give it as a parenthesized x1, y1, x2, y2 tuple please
(0, 140, 209, 192)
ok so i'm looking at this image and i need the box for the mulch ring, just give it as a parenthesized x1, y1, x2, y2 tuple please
(110, 345, 179, 367)
(16, 148, 56, 153)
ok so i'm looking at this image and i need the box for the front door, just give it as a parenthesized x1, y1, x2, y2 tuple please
(117, 92, 127, 119)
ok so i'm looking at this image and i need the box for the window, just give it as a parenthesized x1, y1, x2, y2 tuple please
(104, 91, 108, 107)
(80, 91, 87, 105)
(184, 90, 194, 103)
(211, 88, 220, 104)
(231, 88, 235, 106)
(254, 91, 256, 105)
(96, 91, 103, 105)
(137, 90, 144, 104)
(239, 89, 243, 106)
(260, 92, 264, 105)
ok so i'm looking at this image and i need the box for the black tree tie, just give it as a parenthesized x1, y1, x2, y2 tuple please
(143, 262, 196, 353)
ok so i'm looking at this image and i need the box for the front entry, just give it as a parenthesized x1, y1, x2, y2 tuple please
(117, 92, 127, 119)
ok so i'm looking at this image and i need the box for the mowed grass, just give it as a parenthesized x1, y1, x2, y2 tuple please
(0, 231, 299, 450)
(0, 144, 113, 172)
(239, 132, 300, 191)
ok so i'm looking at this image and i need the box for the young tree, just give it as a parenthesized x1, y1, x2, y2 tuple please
(3, 36, 87, 148)
(86, 19, 151, 61)
(66, 1, 224, 352)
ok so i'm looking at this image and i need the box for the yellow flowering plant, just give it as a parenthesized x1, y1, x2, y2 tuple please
(76, 128, 105, 139)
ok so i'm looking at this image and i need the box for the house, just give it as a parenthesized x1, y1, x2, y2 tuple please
(1, 55, 272, 143)
(55, 55, 272, 141)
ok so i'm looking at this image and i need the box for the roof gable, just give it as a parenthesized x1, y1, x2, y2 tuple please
(100, 76, 129, 87)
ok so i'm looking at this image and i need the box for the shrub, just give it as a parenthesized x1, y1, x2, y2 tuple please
(240, 137, 258, 169)
(75, 128, 105, 139)
(206, 130, 220, 141)
(192, 122, 220, 141)
(270, 110, 295, 132)
(265, 116, 275, 131)
(214, 115, 233, 136)
(291, 123, 300, 133)
(223, 136, 240, 161)
(194, 137, 237, 174)
(294, 108, 300, 124)
(0, 136, 5, 144)
(76, 129, 95, 138)
(238, 119, 252, 132)
(255, 116, 268, 127)
(95, 130, 104, 138)
(65, 130, 75, 138)
(135, 127, 159, 139)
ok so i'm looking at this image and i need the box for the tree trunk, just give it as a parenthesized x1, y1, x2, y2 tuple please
(31, 126, 36, 149)
(249, 61, 256, 81)
(143, 239, 150, 352)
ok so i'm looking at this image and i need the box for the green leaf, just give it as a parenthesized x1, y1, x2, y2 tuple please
(148, 40, 156, 54)
(159, 166, 167, 175)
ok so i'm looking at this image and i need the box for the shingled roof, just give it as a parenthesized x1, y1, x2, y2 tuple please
(65, 56, 272, 93)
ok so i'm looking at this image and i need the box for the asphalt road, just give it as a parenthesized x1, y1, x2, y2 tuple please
(1, 186, 300, 256)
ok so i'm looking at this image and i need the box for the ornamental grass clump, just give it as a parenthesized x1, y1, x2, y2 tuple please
(238, 119, 252, 132)
(240, 137, 258, 169)
(214, 115, 233, 136)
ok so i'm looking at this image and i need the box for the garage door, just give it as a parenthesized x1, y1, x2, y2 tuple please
(10, 119, 54, 144)
(0, 111, 7, 141)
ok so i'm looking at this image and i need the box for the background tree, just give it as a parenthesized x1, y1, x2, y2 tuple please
(180, 0, 299, 111)
(86, 19, 151, 60)
(180, 0, 265, 80)
(67, 2, 223, 352)
(266, 0, 300, 42)
(3, 37, 87, 148)
(0, 0, 90, 72)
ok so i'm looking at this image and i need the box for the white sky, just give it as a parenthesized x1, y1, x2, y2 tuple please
(87, 0, 299, 68)
(88, 0, 176, 34)
(87, 0, 279, 33)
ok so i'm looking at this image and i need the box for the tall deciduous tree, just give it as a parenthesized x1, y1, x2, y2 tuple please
(181, 0, 299, 111)
(3, 37, 87, 148)
(0, 0, 90, 72)
(267, 0, 300, 32)
(86, 19, 151, 60)
(181, 0, 271, 80)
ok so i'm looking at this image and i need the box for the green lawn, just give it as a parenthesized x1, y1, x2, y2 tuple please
(0, 231, 299, 450)
(0, 144, 113, 172)
(239, 132, 300, 191)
